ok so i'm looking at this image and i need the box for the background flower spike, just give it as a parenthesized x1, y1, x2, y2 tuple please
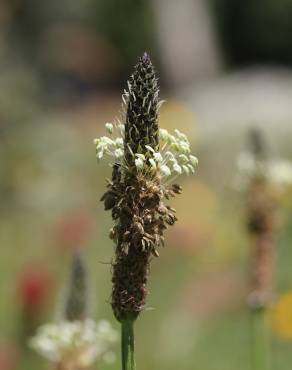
(64, 251, 88, 322)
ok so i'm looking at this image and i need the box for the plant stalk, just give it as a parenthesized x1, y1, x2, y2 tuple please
(121, 319, 136, 370)
(250, 307, 271, 370)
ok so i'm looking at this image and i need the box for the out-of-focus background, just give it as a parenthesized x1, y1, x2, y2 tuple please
(1, 1, 292, 369)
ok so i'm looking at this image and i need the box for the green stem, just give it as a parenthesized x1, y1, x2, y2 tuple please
(250, 307, 271, 370)
(121, 319, 136, 370)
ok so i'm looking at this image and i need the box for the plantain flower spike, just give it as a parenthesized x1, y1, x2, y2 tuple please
(64, 251, 88, 322)
(246, 128, 277, 309)
(95, 53, 198, 323)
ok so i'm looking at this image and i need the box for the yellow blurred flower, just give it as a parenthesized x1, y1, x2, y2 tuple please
(272, 292, 292, 340)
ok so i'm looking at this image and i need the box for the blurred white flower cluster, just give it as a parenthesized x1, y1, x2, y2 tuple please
(30, 319, 118, 368)
(94, 123, 198, 180)
(234, 151, 292, 190)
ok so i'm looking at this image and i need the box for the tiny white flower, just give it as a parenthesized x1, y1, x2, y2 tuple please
(105, 123, 113, 134)
(187, 164, 195, 174)
(115, 138, 124, 147)
(179, 141, 190, 153)
(178, 154, 188, 163)
(153, 152, 163, 162)
(135, 157, 144, 170)
(96, 150, 104, 160)
(145, 145, 155, 153)
(159, 128, 169, 141)
(173, 163, 182, 174)
(114, 149, 123, 159)
(149, 158, 157, 169)
(182, 165, 190, 175)
(189, 155, 198, 166)
(160, 165, 171, 177)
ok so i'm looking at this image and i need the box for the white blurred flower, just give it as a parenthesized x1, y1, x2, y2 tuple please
(235, 151, 292, 190)
(105, 123, 113, 134)
(30, 319, 118, 368)
(267, 159, 292, 187)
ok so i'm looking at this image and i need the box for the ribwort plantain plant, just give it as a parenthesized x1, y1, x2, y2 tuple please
(246, 129, 277, 311)
(245, 129, 276, 370)
(94, 53, 198, 370)
(235, 128, 292, 370)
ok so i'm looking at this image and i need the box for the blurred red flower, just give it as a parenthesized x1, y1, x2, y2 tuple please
(17, 263, 52, 311)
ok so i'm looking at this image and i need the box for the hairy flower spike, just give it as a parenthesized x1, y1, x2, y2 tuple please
(124, 53, 159, 168)
(94, 54, 198, 324)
